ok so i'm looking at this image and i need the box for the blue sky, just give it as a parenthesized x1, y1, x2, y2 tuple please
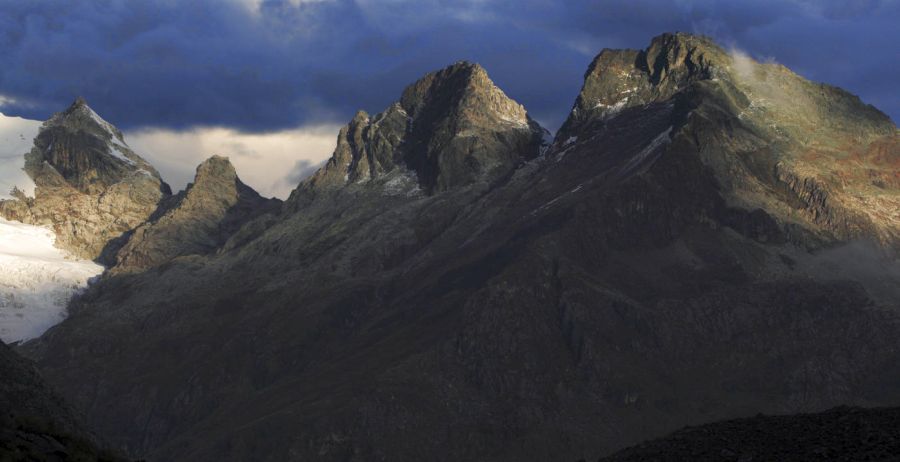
(0, 0, 897, 134)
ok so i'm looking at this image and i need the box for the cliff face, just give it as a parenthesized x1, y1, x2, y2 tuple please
(0, 98, 170, 260)
(19, 33, 900, 462)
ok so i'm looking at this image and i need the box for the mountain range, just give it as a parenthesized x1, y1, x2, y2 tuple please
(0, 32, 898, 461)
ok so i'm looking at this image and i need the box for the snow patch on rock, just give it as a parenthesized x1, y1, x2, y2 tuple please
(109, 143, 137, 165)
(594, 97, 630, 119)
(618, 126, 673, 176)
(85, 105, 124, 143)
(0, 112, 40, 199)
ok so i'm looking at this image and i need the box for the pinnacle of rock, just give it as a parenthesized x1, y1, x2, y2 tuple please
(556, 32, 730, 143)
(194, 154, 239, 185)
(112, 155, 280, 272)
(302, 61, 544, 194)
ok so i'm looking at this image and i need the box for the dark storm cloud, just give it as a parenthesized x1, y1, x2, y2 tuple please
(0, 0, 896, 133)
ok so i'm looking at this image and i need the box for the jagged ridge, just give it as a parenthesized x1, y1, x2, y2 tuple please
(298, 61, 546, 196)
(113, 155, 280, 272)
(550, 32, 899, 251)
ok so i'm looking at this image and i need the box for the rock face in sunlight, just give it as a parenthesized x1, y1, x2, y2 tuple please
(0, 97, 171, 260)
(0, 218, 102, 343)
(113, 155, 281, 273)
(13, 33, 900, 462)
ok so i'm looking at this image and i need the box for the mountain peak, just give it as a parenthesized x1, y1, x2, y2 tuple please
(551, 31, 899, 251)
(556, 32, 730, 143)
(196, 155, 236, 179)
(29, 100, 165, 195)
(399, 60, 528, 128)
(113, 155, 279, 272)
(299, 61, 544, 195)
(56, 97, 125, 144)
(643, 32, 726, 83)
(72, 96, 88, 108)
(1, 101, 171, 260)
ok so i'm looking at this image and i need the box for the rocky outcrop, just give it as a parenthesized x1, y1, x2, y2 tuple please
(113, 155, 280, 272)
(0, 98, 170, 260)
(556, 33, 728, 143)
(298, 61, 546, 196)
(553, 32, 899, 252)
(599, 406, 900, 461)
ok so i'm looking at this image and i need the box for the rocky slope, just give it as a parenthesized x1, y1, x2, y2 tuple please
(598, 406, 900, 461)
(19, 33, 900, 462)
(0, 340, 127, 461)
(0, 98, 171, 260)
(554, 33, 898, 251)
(113, 155, 280, 273)
(297, 61, 546, 195)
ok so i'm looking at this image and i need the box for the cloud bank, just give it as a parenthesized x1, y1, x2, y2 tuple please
(0, 0, 895, 134)
(125, 124, 340, 199)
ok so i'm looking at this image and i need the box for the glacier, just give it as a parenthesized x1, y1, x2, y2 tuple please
(0, 218, 103, 343)
(0, 112, 41, 200)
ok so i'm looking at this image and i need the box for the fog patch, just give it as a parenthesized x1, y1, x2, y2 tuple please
(792, 240, 900, 307)
(728, 47, 780, 86)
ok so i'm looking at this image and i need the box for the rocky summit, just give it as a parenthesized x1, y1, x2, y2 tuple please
(0, 98, 170, 260)
(112, 155, 281, 273)
(297, 61, 546, 196)
(1, 32, 898, 462)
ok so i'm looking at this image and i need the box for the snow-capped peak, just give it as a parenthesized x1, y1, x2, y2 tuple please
(67, 97, 128, 145)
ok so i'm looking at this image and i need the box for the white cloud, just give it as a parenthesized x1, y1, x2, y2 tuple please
(238, 0, 334, 15)
(125, 124, 340, 199)
(729, 47, 758, 81)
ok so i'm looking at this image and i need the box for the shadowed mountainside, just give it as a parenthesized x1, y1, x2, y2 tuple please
(0, 341, 127, 461)
(16, 33, 900, 461)
(598, 406, 900, 462)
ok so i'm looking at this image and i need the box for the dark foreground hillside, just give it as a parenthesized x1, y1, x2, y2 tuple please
(599, 406, 900, 462)
(0, 341, 126, 461)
